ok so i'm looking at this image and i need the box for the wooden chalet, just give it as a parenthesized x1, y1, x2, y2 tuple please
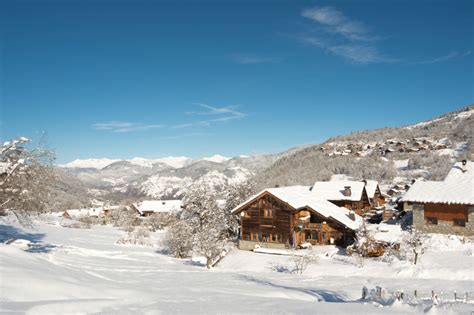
(403, 160, 473, 236)
(310, 181, 372, 215)
(232, 186, 362, 250)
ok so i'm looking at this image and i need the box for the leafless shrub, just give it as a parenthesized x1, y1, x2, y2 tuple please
(290, 251, 318, 275)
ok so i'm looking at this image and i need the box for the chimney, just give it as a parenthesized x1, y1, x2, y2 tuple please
(343, 186, 352, 197)
(461, 159, 467, 172)
(362, 179, 367, 186)
(349, 210, 355, 221)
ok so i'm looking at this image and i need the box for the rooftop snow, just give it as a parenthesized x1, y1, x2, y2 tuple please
(403, 161, 474, 205)
(311, 181, 366, 201)
(133, 200, 182, 214)
(364, 180, 379, 199)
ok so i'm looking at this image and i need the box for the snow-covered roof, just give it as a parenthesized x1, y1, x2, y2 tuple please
(232, 186, 362, 230)
(133, 200, 182, 215)
(403, 161, 474, 205)
(0, 162, 8, 174)
(64, 207, 105, 218)
(310, 181, 366, 201)
(364, 180, 379, 199)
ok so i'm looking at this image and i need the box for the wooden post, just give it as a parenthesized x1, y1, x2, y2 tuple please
(362, 286, 368, 300)
(431, 290, 435, 300)
(414, 290, 417, 299)
(464, 292, 468, 302)
(454, 290, 457, 301)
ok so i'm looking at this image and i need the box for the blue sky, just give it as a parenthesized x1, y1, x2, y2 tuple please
(1, 0, 473, 164)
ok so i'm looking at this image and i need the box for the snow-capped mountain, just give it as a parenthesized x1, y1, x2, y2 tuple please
(61, 153, 279, 201)
(61, 158, 120, 170)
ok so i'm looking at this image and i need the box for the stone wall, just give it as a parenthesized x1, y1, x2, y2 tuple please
(412, 203, 474, 236)
(238, 240, 289, 251)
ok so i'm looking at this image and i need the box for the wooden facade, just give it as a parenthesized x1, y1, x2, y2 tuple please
(236, 192, 355, 249)
(371, 186, 386, 207)
(329, 188, 371, 216)
(423, 203, 468, 225)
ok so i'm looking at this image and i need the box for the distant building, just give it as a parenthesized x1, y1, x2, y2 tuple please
(363, 180, 386, 207)
(403, 160, 473, 236)
(132, 200, 182, 217)
(310, 181, 371, 215)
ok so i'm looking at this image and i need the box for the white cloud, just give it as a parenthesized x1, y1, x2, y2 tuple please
(302, 6, 374, 41)
(92, 121, 163, 133)
(174, 103, 247, 129)
(414, 51, 471, 65)
(301, 6, 392, 64)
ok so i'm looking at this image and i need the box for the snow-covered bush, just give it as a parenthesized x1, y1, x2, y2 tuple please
(108, 206, 140, 232)
(144, 213, 175, 231)
(163, 220, 193, 258)
(117, 226, 151, 246)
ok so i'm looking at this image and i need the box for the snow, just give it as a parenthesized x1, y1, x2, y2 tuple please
(202, 154, 231, 163)
(368, 224, 403, 243)
(155, 156, 192, 168)
(1, 217, 472, 314)
(133, 200, 182, 214)
(394, 159, 409, 170)
(233, 186, 362, 230)
(311, 180, 366, 202)
(60, 158, 119, 169)
(403, 161, 474, 204)
(364, 180, 379, 199)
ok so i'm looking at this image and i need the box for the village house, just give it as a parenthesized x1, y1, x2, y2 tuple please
(310, 181, 372, 215)
(363, 180, 386, 207)
(403, 160, 474, 236)
(62, 207, 108, 219)
(232, 186, 362, 250)
(132, 200, 182, 217)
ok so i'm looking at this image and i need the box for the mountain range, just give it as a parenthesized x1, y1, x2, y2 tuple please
(59, 104, 473, 206)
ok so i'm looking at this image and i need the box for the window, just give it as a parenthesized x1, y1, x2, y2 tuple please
(241, 211, 250, 218)
(262, 232, 270, 242)
(426, 217, 438, 225)
(453, 219, 466, 227)
(263, 208, 273, 218)
(251, 231, 259, 241)
(271, 234, 279, 242)
(310, 213, 323, 223)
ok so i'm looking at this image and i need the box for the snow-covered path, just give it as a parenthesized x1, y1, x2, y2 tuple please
(0, 220, 472, 314)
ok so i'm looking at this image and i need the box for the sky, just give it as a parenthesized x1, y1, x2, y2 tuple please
(1, 0, 473, 164)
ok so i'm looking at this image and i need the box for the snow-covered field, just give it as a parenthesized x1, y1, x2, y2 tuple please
(0, 217, 473, 314)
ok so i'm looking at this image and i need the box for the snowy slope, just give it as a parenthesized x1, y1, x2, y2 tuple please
(0, 217, 472, 314)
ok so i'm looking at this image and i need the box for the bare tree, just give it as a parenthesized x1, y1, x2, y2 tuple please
(290, 251, 318, 275)
(0, 137, 56, 225)
(402, 227, 425, 265)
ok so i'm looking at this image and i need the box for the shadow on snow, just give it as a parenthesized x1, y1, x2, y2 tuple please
(0, 224, 57, 253)
(236, 274, 349, 303)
